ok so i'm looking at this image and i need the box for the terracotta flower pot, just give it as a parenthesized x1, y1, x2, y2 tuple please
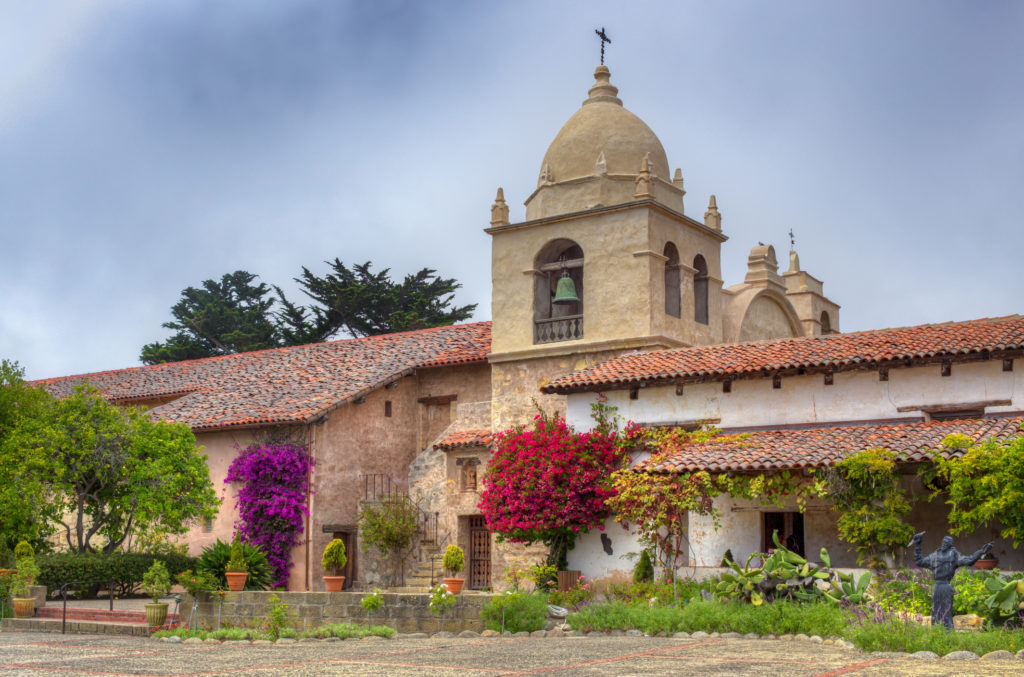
(145, 602, 169, 628)
(225, 571, 248, 591)
(443, 577, 465, 594)
(975, 558, 998, 570)
(12, 597, 34, 618)
(324, 575, 345, 592)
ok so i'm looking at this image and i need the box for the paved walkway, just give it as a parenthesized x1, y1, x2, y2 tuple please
(2, 631, 1023, 676)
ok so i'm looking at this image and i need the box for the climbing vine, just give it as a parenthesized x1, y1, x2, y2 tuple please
(225, 442, 312, 588)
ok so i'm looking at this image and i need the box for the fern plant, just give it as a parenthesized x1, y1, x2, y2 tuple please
(197, 540, 271, 590)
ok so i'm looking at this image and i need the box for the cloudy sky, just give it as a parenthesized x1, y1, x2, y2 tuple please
(2, 1, 1022, 380)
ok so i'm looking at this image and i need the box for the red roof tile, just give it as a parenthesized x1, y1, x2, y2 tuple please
(542, 315, 1024, 393)
(37, 322, 491, 431)
(434, 430, 494, 450)
(638, 416, 1024, 473)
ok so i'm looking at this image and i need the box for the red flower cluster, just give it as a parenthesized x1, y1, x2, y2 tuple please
(478, 408, 636, 546)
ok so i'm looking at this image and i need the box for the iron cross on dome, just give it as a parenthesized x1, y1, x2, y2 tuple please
(595, 27, 611, 64)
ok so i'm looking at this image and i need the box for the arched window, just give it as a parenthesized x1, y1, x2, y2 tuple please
(820, 311, 832, 335)
(693, 254, 709, 325)
(533, 239, 584, 344)
(664, 242, 681, 318)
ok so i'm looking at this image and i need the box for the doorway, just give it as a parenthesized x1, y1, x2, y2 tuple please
(468, 516, 491, 590)
(331, 531, 357, 590)
(762, 512, 804, 557)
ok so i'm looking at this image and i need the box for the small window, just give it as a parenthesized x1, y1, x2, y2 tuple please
(202, 517, 214, 533)
(457, 457, 480, 491)
(927, 408, 984, 421)
(384, 401, 392, 417)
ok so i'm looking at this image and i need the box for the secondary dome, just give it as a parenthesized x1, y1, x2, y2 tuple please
(539, 65, 670, 184)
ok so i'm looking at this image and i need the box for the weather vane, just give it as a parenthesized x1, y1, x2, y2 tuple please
(789, 228, 795, 249)
(595, 27, 611, 65)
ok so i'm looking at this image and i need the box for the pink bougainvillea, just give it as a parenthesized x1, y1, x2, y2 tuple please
(478, 400, 639, 565)
(225, 443, 312, 588)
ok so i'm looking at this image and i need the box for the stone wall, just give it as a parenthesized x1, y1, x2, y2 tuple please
(181, 590, 493, 634)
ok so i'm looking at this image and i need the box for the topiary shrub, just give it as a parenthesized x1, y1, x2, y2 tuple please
(321, 539, 347, 576)
(634, 549, 654, 583)
(225, 540, 248, 573)
(197, 540, 271, 591)
(141, 561, 172, 603)
(443, 545, 464, 577)
(13, 541, 34, 562)
(481, 591, 549, 633)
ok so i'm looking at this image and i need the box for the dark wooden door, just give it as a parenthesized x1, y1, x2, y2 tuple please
(332, 531, 357, 590)
(468, 516, 491, 590)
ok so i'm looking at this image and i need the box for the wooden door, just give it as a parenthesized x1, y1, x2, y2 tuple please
(468, 516, 491, 590)
(332, 531, 357, 590)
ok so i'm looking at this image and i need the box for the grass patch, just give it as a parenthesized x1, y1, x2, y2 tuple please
(843, 612, 1024, 656)
(568, 599, 847, 637)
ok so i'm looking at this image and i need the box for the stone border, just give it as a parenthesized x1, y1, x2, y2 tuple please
(151, 626, 1024, 661)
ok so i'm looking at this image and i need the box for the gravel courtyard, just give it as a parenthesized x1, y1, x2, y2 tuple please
(3, 631, 1024, 676)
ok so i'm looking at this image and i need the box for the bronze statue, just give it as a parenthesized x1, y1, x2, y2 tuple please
(910, 532, 993, 628)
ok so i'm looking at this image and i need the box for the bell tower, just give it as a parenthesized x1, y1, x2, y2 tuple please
(486, 65, 727, 428)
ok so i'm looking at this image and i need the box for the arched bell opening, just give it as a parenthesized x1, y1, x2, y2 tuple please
(820, 310, 833, 335)
(664, 242, 681, 318)
(534, 239, 584, 344)
(693, 254, 709, 325)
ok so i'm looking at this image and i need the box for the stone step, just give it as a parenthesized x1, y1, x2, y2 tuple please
(2, 616, 150, 636)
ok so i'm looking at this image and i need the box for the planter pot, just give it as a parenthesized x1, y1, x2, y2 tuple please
(225, 571, 248, 591)
(144, 602, 169, 628)
(443, 577, 465, 594)
(12, 597, 34, 618)
(324, 575, 345, 593)
(557, 570, 581, 593)
(975, 558, 998, 570)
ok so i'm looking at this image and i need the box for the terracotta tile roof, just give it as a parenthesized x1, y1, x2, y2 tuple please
(542, 315, 1024, 393)
(434, 430, 494, 450)
(36, 322, 491, 431)
(638, 416, 1024, 473)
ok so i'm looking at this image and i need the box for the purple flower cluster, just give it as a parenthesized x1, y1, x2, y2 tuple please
(225, 443, 312, 588)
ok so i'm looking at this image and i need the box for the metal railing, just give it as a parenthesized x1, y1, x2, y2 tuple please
(535, 315, 583, 344)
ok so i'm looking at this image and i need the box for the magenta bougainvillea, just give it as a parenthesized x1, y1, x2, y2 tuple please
(478, 401, 638, 566)
(225, 443, 312, 588)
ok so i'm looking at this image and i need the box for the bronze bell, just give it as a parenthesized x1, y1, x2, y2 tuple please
(552, 271, 579, 305)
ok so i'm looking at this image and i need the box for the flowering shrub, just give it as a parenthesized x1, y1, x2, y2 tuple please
(175, 569, 218, 597)
(548, 574, 594, 611)
(225, 443, 312, 588)
(478, 399, 637, 566)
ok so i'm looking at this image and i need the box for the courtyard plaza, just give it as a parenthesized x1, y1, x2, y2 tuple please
(2, 630, 1024, 676)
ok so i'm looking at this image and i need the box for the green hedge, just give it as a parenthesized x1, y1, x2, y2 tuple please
(38, 552, 197, 598)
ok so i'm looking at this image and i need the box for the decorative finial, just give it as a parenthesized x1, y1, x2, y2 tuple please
(595, 27, 611, 65)
(673, 169, 685, 212)
(490, 187, 510, 226)
(704, 194, 721, 231)
(634, 152, 653, 198)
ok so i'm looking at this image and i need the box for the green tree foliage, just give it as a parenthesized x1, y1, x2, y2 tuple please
(817, 447, 915, 566)
(8, 385, 219, 553)
(142, 263, 477, 364)
(281, 260, 476, 341)
(0, 360, 55, 550)
(933, 432, 1024, 546)
(140, 271, 280, 364)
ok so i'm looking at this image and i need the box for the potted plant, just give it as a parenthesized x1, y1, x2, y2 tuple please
(321, 538, 347, 592)
(975, 551, 999, 570)
(141, 561, 172, 628)
(224, 539, 249, 591)
(11, 541, 39, 618)
(442, 544, 465, 594)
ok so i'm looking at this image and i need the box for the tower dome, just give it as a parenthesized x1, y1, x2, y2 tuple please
(525, 66, 679, 220)
(540, 66, 670, 183)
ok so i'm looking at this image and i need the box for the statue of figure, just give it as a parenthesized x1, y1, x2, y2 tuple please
(910, 532, 993, 628)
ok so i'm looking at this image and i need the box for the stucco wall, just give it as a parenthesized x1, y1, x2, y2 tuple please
(184, 429, 259, 555)
(566, 359, 1022, 430)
